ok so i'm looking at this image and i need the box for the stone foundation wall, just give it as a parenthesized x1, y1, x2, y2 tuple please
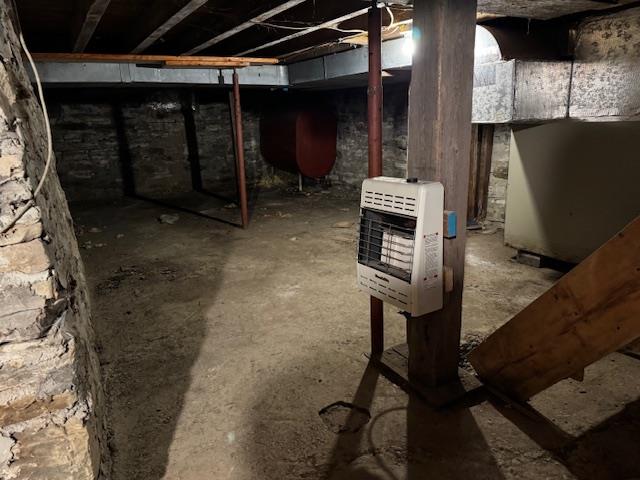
(486, 125, 511, 224)
(49, 85, 411, 201)
(49, 89, 278, 202)
(325, 84, 409, 188)
(0, 2, 107, 478)
(49, 82, 510, 222)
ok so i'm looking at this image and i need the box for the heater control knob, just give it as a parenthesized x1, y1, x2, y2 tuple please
(407, 177, 418, 183)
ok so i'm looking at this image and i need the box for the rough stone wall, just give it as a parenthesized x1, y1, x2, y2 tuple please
(327, 84, 408, 188)
(486, 125, 511, 224)
(120, 91, 191, 197)
(194, 95, 272, 195)
(572, 6, 640, 120)
(49, 89, 277, 202)
(0, 2, 108, 478)
(50, 101, 123, 201)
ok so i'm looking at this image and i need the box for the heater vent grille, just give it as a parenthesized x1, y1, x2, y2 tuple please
(363, 190, 417, 215)
(358, 210, 415, 283)
(359, 271, 409, 307)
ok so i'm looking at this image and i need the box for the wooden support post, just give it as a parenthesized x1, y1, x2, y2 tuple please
(467, 124, 495, 224)
(406, 0, 478, 386)
(232, 71, 249, 228)
(476, 125, 495, 221)
(368, 2, 384, 355)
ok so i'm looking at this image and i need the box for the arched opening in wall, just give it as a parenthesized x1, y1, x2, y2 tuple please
(475, 26, 502, 65)
(467, 27, 501, 228)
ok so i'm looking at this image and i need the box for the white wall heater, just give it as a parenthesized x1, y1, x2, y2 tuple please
(357, 177, 444, 316)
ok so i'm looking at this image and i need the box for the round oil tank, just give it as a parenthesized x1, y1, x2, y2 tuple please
(260, 109, 337, 178)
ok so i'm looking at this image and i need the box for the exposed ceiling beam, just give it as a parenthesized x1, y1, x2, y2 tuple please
(183, 0, 308, 56)
(73, 0, 112, 53)
(131, 0, 209, 54)
(236, 7, 370, 56)
(32, 52, 279, 68)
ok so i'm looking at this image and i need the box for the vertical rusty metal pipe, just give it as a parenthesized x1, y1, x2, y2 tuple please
(368, 3, 383, 178)
(368, 2, 384, 355)
(232, 70, 249, 228)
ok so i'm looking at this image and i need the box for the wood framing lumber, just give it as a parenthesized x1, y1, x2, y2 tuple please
(470, 216, 640, 401)
(32, 53, 278, 68)
(73, 0, 112, 53)
(405, 0, 478, 387)
(132, 0, 209, 54)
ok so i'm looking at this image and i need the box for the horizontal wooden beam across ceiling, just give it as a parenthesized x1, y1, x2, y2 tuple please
(32, 52, 279, 68)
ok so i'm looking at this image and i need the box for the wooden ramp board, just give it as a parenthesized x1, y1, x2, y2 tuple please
(621, 338, 640, 360)
(469, 216, 640, 401)
(368, 344, 483, 408)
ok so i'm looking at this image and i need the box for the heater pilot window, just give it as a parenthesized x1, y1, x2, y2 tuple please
(358, 209, 416, 283)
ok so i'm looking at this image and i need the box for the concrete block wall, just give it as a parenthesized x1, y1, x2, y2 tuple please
(0, 2, 107, 478)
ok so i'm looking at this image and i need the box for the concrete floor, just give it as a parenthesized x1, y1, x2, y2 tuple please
(71, 189, 640, 480)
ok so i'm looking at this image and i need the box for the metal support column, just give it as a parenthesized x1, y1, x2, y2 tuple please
(368, 1, 384, 355)
(232, 70, 249, 228)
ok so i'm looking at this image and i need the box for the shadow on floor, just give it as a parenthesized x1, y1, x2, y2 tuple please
(492, 395, 640, 480)
(73, 200, 232, 480)
(325, 362, 506, 480)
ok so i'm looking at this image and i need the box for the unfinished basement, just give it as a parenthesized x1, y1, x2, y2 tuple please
(1, 0, 640, 479)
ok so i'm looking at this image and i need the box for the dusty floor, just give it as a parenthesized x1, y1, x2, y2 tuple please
(71, 188, 640, 480)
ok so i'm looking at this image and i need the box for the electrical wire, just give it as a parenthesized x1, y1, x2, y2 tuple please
(0, 33, 53, 235)
(386, 5, 395, 28)
(253, 4, 396, 36)
(251, 20, 309, 31)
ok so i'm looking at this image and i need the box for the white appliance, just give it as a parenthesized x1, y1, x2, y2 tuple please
(357, 177, 444, 316)
(505, 122, 640, 263)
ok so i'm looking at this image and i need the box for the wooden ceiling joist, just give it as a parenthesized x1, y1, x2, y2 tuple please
(183, 0, 309, 56)
(32, 53, 279, 68)
(73, 0, 112, 53)
(236, 7, 370, 56)
(131, 0, 209, 54)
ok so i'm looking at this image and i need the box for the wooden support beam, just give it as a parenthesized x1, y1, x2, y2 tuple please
(236, 7, 370, 56)
(131, 0, 209, 54)
(183, 0, 308, 56)
(467, 124, 495, 223)
(470, 216, 640, 401)
(32, 53, 278, 68)
(621, 338, 640, 360)
(73, 0, 112, 53)
(406, 0, 478, 387)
